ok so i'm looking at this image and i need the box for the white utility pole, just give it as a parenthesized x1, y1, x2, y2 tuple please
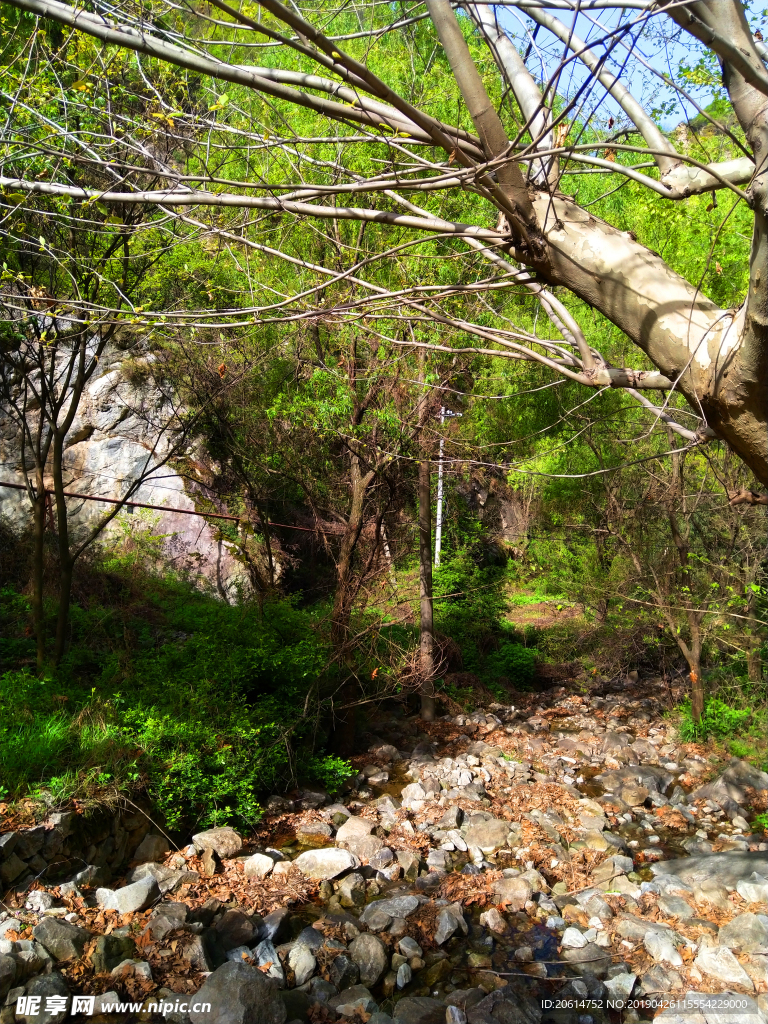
(434, 407, 445, 567)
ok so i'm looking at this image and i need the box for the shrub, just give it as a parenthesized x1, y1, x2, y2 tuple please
(678, 697, 752, 742)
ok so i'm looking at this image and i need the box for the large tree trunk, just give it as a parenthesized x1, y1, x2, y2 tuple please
(31, 474, 46, 672)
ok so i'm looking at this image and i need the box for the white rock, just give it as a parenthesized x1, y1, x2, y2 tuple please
(561, 927, 588, 949)
(643, 931, 682, 966)
(695, 946, 754, 989)
(292, 848, 359, 880)
(603, 973, 636, 1000)
(243, 853, 274, 880)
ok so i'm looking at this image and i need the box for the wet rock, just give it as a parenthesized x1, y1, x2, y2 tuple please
(92, 933, 137, 973)
(391, 996, 446, 1023)
(479, 908, 507, 935)
(96, 875, 160, 914)
(718, 913, 768, 952)
(32, 918, 89, 961)
(192, 827, 243, 859)
(296, 821, 332, 844)
(133, 834, 170, 863)
(694, 945, 755, 990)
(349, 933, 388, 987)
(293, 848, 359, 880)
(243, 853, 275, 880)
(561, 942, 611, 978)
(188, 961, 286, 1024)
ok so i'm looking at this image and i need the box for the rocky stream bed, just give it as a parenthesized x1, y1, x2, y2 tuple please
(2, 675, 768, 1024)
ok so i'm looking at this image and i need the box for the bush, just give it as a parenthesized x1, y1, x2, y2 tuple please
(483, 641, 538, 690)
(678, 697, 752, 742)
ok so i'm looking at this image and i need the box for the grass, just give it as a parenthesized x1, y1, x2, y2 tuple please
(0, 566, 353, 833)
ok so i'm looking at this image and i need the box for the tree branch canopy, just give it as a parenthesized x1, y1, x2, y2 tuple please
(0, 0, 765, 484)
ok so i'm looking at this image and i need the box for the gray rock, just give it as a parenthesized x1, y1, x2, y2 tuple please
(367, 896, 420, 920)
(491, 876, 532, 911)
(213, 909, 257, 952)
(427, 849, 449, 872)
(96, 874, 160, 914)
(345, 834, 385, 862)
(0, 955, 16, 1000)
(603, 972, 636, 1000)
(288, 943, 316, 986)
(336, 816, 375, 842)
(330, 952, 360, 990)
(462, 818, 510, 853)
(359, 907, 393, 933)
(182, 934, 214, 973)
(718, 912, 768, 952)
(439, 806, 464, 829)
(92, 933, 136, 973)
(691, 758, 768, 807)
(338, 872, 366, 908)
(392, 996, 446, 1024)
(396, 963, 412, 989)
(399, 937, 423, 958)
(738, 873, 768, 904)
(192, 827, 243, 859)
(400, 783, 427, 808)
(243, 853, 274, 879)
(434, 909, 461, 946)
(292, 848, 359, 880)
(349, 932, 388, 987)
(143, 902, 188, 942)
(644, 931, 682, 966)
(694, 945, 754, 989)
(0, 853, 26, 886)
(657, 894, 695, 921)
(188, 962, 286, 1024)
(33, 918, 89, 961)
(253, 939, 285, 988)
(652, 850, 768, 891)
(561, 942, 611, 978)
(330, 984, 376, 1013)
(15, 972, 70, 1024)
(133, 834, 171, 863)
(462, 986, 541, 1024)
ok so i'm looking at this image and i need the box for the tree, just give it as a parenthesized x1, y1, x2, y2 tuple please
(1, 0, 765, 703)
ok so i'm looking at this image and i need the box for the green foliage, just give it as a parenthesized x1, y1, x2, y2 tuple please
(484, 641, 538, 690)
(678, 697, 752, 742)
(0, 572, 336, 832)
(302, 755, 354, 794)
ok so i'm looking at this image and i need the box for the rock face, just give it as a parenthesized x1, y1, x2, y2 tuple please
(0, 343, 250, 598)
(188, 962, 286, 1024)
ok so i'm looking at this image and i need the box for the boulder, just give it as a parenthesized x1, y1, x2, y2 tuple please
(133, 834, 171, 864)
(293, 848, 359, 880)
(737, 872, 768, 904)
(288, 943, 316, 987)
(213, 910, 257, 952)
(392, 996, 446, 1024)
(690, 758, 768, 807)
(462, 818, 511, 853)
(15, 971, 70, 1024)
(349, 932, 388, 987)
(0, 955, 16, 1000)
(492, 876, 532, 911)
(336, 816, 375, 842)
(33, 918, 89, 961)
(92, 934, 137, 973)
(192, 827, 243, 859)
(718, 913, 768, 952)
(96, 874, 160, 914)
(652, 850, 768, 891)
(188, 961, 286, 1024)
(694, 945, 754, 990)
(243, 853, 275, 880)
